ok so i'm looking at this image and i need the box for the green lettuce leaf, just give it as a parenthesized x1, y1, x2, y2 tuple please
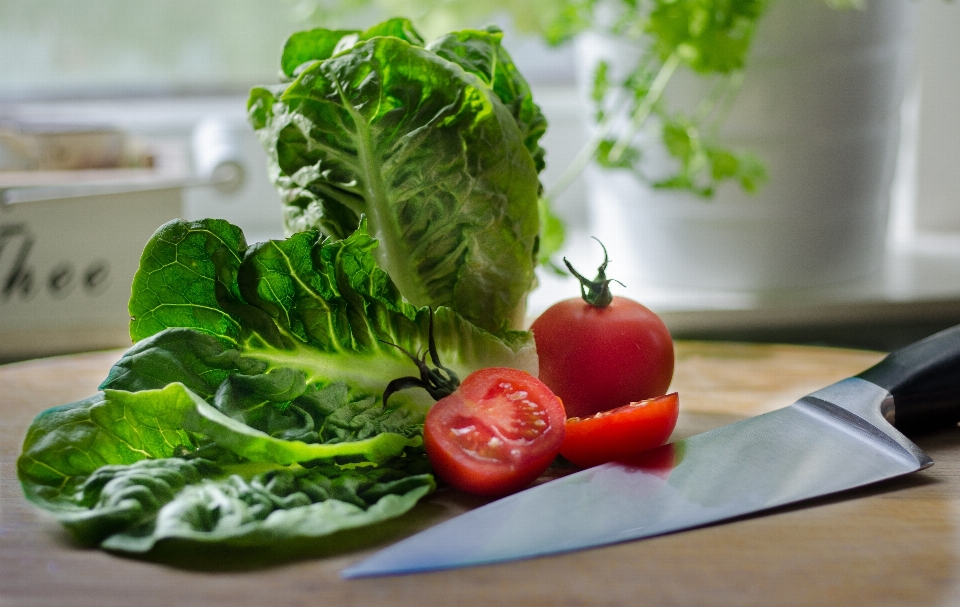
(118, 217, 536, 411)
(17, 384, 433, 552)
(426, 26, 548, 175)
(276, 19, 546, 183)
(248, 19, 544, 333)
(279, 17, 426, 80)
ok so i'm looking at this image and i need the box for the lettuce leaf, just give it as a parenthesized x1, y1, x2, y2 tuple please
(119, 217, 536, 410)
(426, 26, 548, 175)
(17, 385, 433, 552)
(248, 18, 545, 333)
(17, 218, 534, 552)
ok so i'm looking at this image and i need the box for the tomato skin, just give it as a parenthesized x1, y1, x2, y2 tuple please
(531, 296, 674, 419)
(423, 368, 566, 497)
(559, 393, 679, 468)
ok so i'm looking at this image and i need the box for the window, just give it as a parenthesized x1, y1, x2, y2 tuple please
(0, 1, 310, 100)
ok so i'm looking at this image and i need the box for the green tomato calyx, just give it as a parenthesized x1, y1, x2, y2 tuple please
(564, 238, 625, 308)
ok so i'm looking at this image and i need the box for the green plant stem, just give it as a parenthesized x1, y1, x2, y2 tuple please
(608, 51, 681, 162)
(543, 88, 629, 203)
(693, 74, 731, 125)
(707, 70, 745, 138)
(543, 51, 682, 205)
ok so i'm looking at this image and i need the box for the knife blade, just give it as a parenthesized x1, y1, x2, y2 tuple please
(341, 324, 960, 579)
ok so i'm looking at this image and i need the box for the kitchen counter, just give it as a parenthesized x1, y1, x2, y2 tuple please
(3, 341, 959, 607)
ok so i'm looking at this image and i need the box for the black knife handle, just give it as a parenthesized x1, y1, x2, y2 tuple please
(856, 323, 960, 431)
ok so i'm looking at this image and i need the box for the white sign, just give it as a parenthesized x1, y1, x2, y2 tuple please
(0, 187, 182, 360)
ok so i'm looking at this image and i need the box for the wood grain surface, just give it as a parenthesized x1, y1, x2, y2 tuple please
(3, 342, 959, 607)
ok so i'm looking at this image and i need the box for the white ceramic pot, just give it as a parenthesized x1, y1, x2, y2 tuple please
(580, 0, 917, 292)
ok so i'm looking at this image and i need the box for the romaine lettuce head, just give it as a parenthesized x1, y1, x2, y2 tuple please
(248, 18, 546, 333)
(17, 217, 536, 552)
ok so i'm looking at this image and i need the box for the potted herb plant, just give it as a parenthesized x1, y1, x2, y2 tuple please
(560, 0, 917, 291)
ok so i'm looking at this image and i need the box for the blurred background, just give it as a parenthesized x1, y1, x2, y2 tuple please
(0, 0, 958, 362)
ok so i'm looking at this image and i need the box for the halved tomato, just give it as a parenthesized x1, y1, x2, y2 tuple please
(423, 367, 567, 497)
(559, 393, 679, 468)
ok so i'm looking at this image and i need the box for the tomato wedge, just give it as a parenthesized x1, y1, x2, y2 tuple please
(559, 393, 679, 469)
(423, 367, 566, 496)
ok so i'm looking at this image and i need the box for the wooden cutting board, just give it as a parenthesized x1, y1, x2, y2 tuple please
(2, 342, 959, 607)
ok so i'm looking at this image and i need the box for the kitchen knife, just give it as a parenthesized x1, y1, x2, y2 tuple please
(342, 324, 960, 579)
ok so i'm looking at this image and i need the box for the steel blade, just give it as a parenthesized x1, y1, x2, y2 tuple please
(341, 378, 932, 578)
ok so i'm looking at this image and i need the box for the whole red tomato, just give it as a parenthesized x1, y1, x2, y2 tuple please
(531, 243, 674, 419)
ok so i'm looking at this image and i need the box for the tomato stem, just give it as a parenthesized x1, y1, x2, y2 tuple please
(563, 238, 625, 308)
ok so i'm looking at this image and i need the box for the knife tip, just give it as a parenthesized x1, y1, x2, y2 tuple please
(339, 561, 427, 579)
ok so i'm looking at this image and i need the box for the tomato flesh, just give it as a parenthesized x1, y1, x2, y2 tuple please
(531, 296, 674, 419)
(559, 393, 679, 468)
(424, 368, 566, 496)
